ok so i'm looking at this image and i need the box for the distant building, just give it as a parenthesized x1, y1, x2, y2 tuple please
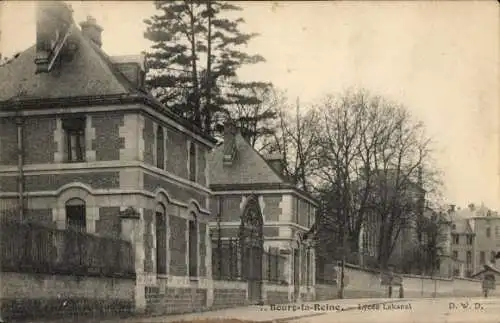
(449, 214, 475, 277)
(447, 204, 500, 276)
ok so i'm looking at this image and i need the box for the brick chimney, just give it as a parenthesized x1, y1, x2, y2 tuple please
(35, 1, 73, 73)
(264, 153, 285, 175)
(79, 16, 103, 47)
(223, 120, 237, 166)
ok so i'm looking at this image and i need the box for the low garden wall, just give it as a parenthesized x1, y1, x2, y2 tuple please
(339, 263, 483, 299)
(1, 272, 135, 321)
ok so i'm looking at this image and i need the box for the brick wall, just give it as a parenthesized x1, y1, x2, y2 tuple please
(141, 114, 209, 186)
(143, 173, 207, 208)
(212, 280, 247, 310)
(262, 195, 282, 222)
(23, 116, 58, 164)
(91, 112, 125, 161)
(0, 117, 17, 165)
(210, 194, 283, 223)
(0, 272, 135, 321)
(145, 283, 208, 315)
(0, 171, 120, 193)
(165, 127, 188, 178)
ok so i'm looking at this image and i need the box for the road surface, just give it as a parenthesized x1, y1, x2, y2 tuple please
(289, 297, 500, 323)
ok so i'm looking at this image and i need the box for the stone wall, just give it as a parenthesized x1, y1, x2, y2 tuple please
(0, 272, 135, 321)
(333, 264, 484, 299)
(212, 280, 247, 310)
(315, 284, 337, 301)
(144, 280, 208, 315)
(265, 283, 290, 305)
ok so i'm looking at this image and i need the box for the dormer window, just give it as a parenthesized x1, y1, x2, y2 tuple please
(62, 117, 86, 162)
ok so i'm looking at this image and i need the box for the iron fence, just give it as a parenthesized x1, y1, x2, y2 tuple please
(264, 247, 286, 284)
(212, 237, 241, 280)
(0, 217, 135, 277)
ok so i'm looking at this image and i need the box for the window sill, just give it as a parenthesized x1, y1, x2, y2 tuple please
(157, 274, 168, 279)
(189, 276, 199, 282)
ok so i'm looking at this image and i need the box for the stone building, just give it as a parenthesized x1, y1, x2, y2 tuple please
(208, 122, 318, 304)
(447, 204, 500, 277)
(449, 216, 475, 277)
(0, 1, 215, 315)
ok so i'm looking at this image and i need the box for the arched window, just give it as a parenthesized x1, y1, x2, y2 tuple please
(188, 141, 197, 182)
(156, 203, 167, 274)
(188, 211, 198, 277)
(156, 126, 165, 169)
(65, 198, 86, 232)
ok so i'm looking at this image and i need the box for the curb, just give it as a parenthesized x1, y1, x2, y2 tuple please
(260, 299, 411, 323)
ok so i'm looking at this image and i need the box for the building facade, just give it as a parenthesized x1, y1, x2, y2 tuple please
(0, 2, 216, 315)
(449, 216, 475, 277)
(208, 122, 318, 304)
(445, 204, 500, 277)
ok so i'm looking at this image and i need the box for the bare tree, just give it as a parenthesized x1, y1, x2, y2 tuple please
(262, 94, 322, 192)
(313, 89, 441, 271)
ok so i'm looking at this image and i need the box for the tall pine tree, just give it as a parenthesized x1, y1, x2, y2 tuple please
(144, 0, 271, 135)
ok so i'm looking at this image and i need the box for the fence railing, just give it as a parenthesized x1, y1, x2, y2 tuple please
(0, 218, 135, 278)
(212, 238, 288, 284)
(212, 238, 241, 280)
(264, 247, 286, 284)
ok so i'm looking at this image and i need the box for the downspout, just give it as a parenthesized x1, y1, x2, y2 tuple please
(15, 110, 25, 223)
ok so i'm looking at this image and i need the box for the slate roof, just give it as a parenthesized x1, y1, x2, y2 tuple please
(0, 25, 131, 101)
(208, 132, 286, 187)
(209, 131, 318, 202)
(0, 19, 216, 144)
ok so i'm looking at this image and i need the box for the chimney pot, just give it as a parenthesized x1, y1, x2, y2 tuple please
(80, 15, 103, 47)
(35, 1, 73, 72)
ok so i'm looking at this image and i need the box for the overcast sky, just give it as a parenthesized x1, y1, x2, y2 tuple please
(1, 1, 499, 210)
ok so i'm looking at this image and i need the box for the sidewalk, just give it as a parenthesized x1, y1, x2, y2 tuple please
(9, 298, 409, 323)
(103, 298, 409, 323)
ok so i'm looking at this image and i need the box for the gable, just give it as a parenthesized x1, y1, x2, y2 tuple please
(208, 133, 285, 186)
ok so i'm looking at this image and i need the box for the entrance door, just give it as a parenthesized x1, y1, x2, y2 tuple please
(247, 245, 263, 304)
(293, 248, 300, 301)
(239, 196, 264, 305)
